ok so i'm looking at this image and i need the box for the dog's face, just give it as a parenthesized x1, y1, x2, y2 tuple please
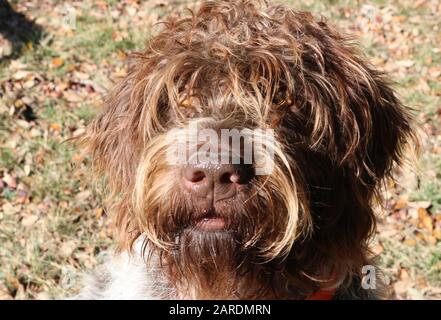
(82, 1, 415, 298)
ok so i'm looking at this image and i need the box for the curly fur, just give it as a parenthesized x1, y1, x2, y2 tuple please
(76, 0, 417, 299)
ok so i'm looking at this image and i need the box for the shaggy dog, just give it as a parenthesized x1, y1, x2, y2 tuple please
(76, 0, 416, 299)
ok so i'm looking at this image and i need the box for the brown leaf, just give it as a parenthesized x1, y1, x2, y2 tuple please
(71, 153, 85, 164)
(51, 57, 64, 69)
(424, 235, 437, 245)
(5, 274, 20, 290)
(94, 207, 104, 219)
(433, 228, 441, 240)
(17, 190, 29, 203)
(117, 50, 127, 60)
(418, 208, 433, 231)
(49, 123, 62, 132)
(404, 239, 416, 246)
(399, 268, 410, 281)
(0, 282, 12, 300)
(394, 197, 408, 210)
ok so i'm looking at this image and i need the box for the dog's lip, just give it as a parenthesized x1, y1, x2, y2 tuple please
(195, 216, 228, 231)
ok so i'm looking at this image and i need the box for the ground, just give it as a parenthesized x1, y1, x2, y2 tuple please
(0, 0, 440, 299)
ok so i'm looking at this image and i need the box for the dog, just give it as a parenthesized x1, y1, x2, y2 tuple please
(75, 0, 416, 299)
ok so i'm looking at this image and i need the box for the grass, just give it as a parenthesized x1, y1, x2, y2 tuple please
(0, 0, 440, 299)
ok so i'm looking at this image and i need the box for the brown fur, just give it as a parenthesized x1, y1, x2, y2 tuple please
(78, 0, 417, 299)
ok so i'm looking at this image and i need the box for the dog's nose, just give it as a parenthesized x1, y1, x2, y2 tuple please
(182, 163, 254, 202)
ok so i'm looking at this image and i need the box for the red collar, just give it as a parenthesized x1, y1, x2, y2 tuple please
(306, 289, 335, 300)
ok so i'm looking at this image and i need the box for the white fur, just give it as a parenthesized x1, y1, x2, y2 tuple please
(73, 237, 175, 300)
(72, 237, 370, 300)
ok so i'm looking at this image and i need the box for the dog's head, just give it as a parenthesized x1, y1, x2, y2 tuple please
(81, 1, 416, 298)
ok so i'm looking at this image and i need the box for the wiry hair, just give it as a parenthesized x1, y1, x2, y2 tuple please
(79, 0, 417, 299)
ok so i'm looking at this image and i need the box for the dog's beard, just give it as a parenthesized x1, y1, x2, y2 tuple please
(172, 228, 241, 298)
(159, 206, 262, 299)
(140, 177, 305, 298)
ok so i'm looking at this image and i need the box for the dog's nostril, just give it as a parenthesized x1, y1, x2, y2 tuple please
(219, 165, 254, 185)
(186, 170, 206, 183)
(229, 173, 240, 184)
(219, 172, 237, 184)
(183, 164, 254, 196)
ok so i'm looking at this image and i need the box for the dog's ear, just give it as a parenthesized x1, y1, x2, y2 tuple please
(280, 13, 417, 280)
(79, 66, 147, 250)
(285, 13, 416, 184)
(83, 69, 145, 191)
(326, 63, 415, 184)
(358, 73, 415, 181)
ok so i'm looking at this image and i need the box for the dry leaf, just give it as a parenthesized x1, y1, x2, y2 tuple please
(393, 280, 409, 297)
(21, 215, 39, 228)
(424, 235, 437, 245)
(2, 173, 17, 189)
(16, 119, 31, 129)
(51, 57, 64, 69)
(36, 291, 50, 300)
(396, 60, 415, 68)
(94, 207, 104, 219)
(75, 190, 92, 201)
(117, 50, 127, 60)
(49, 123, 62, 132)
(433, 228, 441, 240)
(2, 203, 19, 215)
(60, 241, 77, 258)
(399, 268, 410, 281)
(0, 283, 12, 300)
(394, 197, 408, 210)
(408, 201, 431, 209)
(63, 90, 83, 102)
(24, 164, 31, 176)
(71, 153, 85, 163)
(371, 243, 384, 255)
(13, 70, 29, 80)
(418, 208, 433, 231)
(5, 274, 20, 290)
(404, 239, 416, 246)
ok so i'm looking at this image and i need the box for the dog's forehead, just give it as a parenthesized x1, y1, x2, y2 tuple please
(175, 88, 244, 118)
(137, 5, 300, 128)
(168, 90, 284, 129)
(157, 61, 291, 128)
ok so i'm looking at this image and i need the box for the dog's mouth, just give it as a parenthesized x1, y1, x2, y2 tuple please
(195, 216, 228, 231)
(190, 209, 231, 231)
